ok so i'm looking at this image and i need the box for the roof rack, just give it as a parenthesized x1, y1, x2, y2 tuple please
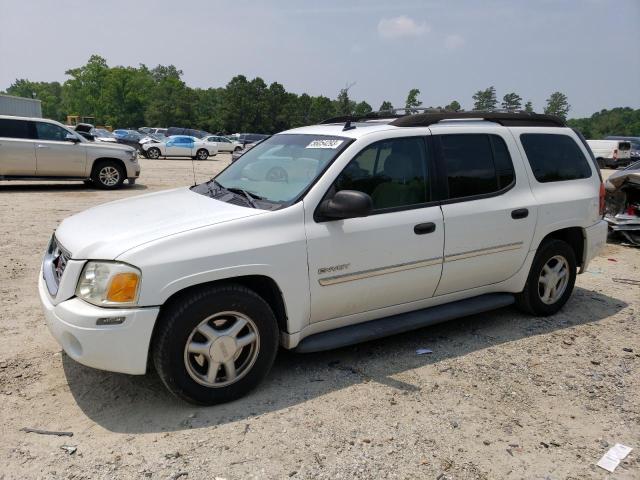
(320, 110, 565, 130)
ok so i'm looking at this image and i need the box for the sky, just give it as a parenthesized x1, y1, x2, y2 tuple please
(1, 0, 639, 118)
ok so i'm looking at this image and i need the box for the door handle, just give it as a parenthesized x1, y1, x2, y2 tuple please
(36, 144, 50, 149)
(511, 208, 529, 219)
(414, 222, 436, 235)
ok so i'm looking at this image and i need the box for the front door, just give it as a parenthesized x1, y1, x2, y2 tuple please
(0, 118, 36, 175)
(33, 121, 86, 176)
(433, 130, 537, 295)
(166, 136, 194, 157)
(305, 136, 444, 323)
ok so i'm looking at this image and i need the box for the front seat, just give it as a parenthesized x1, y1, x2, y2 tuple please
(371, 153, 424, 209)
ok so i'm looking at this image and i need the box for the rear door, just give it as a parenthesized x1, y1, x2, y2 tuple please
(433, 129, 537, 295)
(33, 121, 86, 176)
(0, 118, 37, 175)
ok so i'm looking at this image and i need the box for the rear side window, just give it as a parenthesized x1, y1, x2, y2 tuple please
(438, 134, 515, 200)
(0, 119, 33, 139)
(520, 133, 592, 182)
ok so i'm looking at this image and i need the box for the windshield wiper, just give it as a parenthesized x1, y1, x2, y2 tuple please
(224, 186, 264, 208)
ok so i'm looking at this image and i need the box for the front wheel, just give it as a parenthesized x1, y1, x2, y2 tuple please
(516, 239, 577, 316)
(146, 147, 161, 159)
(196, 149, 209, 160)
(152, 284, 279, 405)
(91, 161, 125, 189)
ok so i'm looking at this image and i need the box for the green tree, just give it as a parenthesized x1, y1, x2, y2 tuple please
(567, 108, 640, 138)
(444, 100, 462, 112)
(336, 83, 356, 116)
(544, 92, 570, 120)
(524, 101, 534, 113)
(405, 88, 422, 113)
(62, 54, 110, 121)
(309, 96, 336, 124)
(379, 100, 393, 112)
(501, 92, 522, 112)
(472, 86, 497, 111)
(354, 101, 372, 117)
(6, 79, 64, 121)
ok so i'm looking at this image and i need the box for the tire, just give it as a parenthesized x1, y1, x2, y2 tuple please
(83, 180, 94, 187)
(196, 149, 209, 160)
(152, 284, 279, 405)
(234, 146, 242, 152)
(91, 161, 125, 190)
(515, 239, 577, 316)
(147, 147, 161, 159)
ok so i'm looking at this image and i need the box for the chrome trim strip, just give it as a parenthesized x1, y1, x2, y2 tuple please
(444, 241, 523, 262)
(319, 257, 442, 286)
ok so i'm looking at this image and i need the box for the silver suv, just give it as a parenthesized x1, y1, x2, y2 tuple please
(0, 115, 140, 189)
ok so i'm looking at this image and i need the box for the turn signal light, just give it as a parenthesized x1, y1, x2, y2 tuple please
(106, 273, 140, 303)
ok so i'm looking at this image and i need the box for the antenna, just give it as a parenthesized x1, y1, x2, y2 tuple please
(191, 138, 197, 186)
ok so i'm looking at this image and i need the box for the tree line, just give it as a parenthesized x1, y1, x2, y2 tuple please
(3, 55, 638, 137)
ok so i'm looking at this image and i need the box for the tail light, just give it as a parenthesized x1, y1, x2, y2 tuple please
(599, 182, 606, 216)
(613, 149, 618, 160)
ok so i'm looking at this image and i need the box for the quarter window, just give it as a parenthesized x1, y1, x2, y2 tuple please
(36, 122, 71, 141)
(333, 137, 429, 210)
(0, 119, 33, 139)
(520, 133, 592, 182)
(438, 134, 515, 200)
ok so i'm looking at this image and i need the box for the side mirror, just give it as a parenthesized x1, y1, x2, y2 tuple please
(318, 190, 373, 220)
(65, 133, 81, 143)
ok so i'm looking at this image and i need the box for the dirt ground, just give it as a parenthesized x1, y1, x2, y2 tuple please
(0, 160, 638, 479)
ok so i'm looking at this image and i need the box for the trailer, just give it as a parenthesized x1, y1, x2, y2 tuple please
(0, 93, 42, 118)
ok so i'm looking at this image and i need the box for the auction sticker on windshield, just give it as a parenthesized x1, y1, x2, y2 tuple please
(306, 139, 344, 149)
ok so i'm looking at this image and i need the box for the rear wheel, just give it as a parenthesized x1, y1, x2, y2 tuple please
(152, 284, 279, 405)
(516, 239, 576, 316)
(91, 161, 125, 190)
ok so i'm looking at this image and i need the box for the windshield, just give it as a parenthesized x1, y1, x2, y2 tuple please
(214, 134, 351, 204)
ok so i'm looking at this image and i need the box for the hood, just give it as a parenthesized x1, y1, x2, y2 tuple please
(55, 187, 264, 259)
(84, 141, 135, 153)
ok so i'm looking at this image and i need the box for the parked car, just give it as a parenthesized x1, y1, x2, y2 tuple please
(233, 133, 269, 145)
(166, 127, 209, 139)
(113, 129, 146, 152)
(0, 115, 140, 188)
(38, 111, 606, 405)
(141, 135, 218, 159)
(203, 135, 242, 152)
(605, 136, 640, 161)
(92, 128, 118, 143)
(587, 139, 632, 168)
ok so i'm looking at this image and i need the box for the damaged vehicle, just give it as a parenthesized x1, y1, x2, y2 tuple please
(605, 160, 640, 245)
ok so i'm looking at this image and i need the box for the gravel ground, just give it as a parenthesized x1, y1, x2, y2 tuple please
(0, 161, 638, 479)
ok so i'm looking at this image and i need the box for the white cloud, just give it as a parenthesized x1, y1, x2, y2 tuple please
(444, 34, 465, 50)
(377, 15, 429, 39)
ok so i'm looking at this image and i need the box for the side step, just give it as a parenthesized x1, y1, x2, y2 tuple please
(294, 293, 515, 353)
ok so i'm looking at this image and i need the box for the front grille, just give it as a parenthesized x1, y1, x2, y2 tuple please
(43, 235, 70, 296)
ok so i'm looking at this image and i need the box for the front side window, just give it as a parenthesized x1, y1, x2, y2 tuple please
(215, 133, 351, 204)
(0, 119, 32, 139)
(36, 122, 72, 141)
(438, 134, 514, 200)
(333, 137, 429, 210)
(520, 133, 592, 182)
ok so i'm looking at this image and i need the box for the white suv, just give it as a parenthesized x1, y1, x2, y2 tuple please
(39, 112, 607, 404)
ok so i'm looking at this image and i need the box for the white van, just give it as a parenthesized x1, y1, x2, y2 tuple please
(587, 139, 631, 168)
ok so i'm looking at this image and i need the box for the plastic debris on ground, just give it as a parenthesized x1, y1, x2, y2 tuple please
(416, 348, 433, 355)
(596, 443, 633, 472)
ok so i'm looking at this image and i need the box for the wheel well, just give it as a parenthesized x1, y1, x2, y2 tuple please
(158, 275, 289, 334)
(91, 157, 126, 176)
(540, 227, 584, 267)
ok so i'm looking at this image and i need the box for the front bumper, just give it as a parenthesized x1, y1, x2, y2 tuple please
(39, 275, 159, 375)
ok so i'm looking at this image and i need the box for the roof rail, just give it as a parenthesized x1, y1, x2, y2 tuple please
(389, 111, 565, 128)
(320, 110, 565, 129)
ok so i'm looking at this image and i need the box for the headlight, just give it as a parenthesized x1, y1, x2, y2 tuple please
(76, 261, 141, 307)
